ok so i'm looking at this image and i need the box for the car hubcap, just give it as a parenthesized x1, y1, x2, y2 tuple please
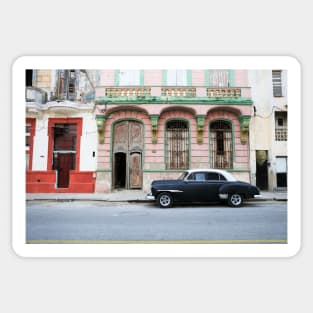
(160, 195, 171, 206)
(231, 194, 242, 205)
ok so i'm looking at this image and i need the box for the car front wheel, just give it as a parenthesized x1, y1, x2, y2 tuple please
(157, 192, 174, 208)
(227, 193, 243, 207)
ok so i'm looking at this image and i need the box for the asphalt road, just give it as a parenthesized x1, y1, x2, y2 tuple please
(26, 201, 287, 243)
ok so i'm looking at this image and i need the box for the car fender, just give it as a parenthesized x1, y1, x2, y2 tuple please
(218, 182, 250, 198)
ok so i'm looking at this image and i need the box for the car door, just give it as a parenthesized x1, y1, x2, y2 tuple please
(205, 172, 227, 201)
(181, 172, 210, 202)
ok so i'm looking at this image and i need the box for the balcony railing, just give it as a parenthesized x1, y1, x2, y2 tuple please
(96, 86, 252, 103)
(207, 88, 241, 98)
(105, 87, 151, 97)
(161, 87, 196, 97)
(26, 87, 47, 104)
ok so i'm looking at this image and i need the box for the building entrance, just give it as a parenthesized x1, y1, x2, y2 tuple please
(256, 150, 268, 190)
(113, 121, 143, 189)
(52, 123, 77, 188)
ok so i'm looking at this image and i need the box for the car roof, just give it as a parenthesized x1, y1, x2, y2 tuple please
(184, 169, 237, 181)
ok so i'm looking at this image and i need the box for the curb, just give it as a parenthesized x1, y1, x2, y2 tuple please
(26, 198, 287, 203)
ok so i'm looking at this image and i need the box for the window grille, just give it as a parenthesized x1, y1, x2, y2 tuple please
(210, 121, 233, 169)
(209, 70, 230, 87)
(275, 112, 287, 141)
(272, 70, 283, 97)
(166, 120, 189, 169)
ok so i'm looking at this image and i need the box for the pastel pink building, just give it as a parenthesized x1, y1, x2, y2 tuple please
(94, 70, 254, 192)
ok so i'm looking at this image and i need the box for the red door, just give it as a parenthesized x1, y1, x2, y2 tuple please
(57, 154, 73, 188)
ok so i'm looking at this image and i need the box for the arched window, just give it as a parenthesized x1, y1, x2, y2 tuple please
(166, 120, 189, 169)
(210, 120, 233, 169)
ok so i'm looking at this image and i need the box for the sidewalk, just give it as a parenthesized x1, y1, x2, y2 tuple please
(26, 190, 287, 202)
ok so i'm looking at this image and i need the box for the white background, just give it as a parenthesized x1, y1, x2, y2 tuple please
(1, 0, 311, 312)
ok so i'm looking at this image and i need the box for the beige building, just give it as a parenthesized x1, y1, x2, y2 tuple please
(249, 70, 288, 191)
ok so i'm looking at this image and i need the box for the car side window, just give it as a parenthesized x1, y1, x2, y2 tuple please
(187, 172, 206, 181)
(219, 174, 227, 181)
(187, 173, 195, 180)
(195, 173, 206, 181)
(206, 172, 220, 180)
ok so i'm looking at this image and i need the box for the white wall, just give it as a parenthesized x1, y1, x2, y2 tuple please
(79, 113, 97, 171)
(32, 116, 49, 170)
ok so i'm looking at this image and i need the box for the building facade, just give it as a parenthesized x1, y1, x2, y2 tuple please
(26, 69, 287, 193)
(249, 69, 288, 191)
(26, 70, 98, 193)
(94, 70, 254, 193)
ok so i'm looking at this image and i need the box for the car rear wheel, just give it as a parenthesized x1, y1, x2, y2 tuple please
(227, 193, 243, 207)
(157, 192, 173, 208)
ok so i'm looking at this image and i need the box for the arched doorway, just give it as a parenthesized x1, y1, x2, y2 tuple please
(113, 120, 143, 189)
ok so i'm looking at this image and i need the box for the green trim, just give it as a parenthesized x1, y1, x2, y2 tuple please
(196, 115, 206, 144)
(239, 115, 251, 144)
(208, 118, 236, 166)
(140, 70, 144, 86)
(228, 169, 250, 172)
(150, 115, 160, 144)
(114, 70, 120, 86)
(205, 70, 210, 86)
(164, 118, 191, 170)
(187, 70, 192, 85)
(229, 70, 235, 87)
(96, 96, 253, 105)
(144, 169, 186, 173)
(143, 169, 250, 173)
(162, 70, 167, 85)
(96, 169, 111, 172)
(95, 115, 106, 120)
(95, 116, 107, 144)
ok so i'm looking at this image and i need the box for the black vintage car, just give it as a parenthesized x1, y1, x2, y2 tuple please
(146, 169, 261, 208)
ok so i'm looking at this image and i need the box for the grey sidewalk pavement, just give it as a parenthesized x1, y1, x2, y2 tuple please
(26, 190, 287, 202)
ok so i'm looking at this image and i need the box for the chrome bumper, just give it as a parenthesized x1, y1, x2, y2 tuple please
(219, 193, 228, 200)
(146, 193, 155, 201)
(253, 194, 263, 199)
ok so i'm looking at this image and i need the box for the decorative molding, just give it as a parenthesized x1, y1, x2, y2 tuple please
(95, 96, 253, 105)
(96, 116, 106, 144)
(150, 115, 159, 144)
(239, 115, 251, 144)
(196, 115, 206, 144)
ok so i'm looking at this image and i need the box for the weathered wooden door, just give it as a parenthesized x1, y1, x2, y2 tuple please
(129, 152, 142, 188)
(113, 121, 143, 189)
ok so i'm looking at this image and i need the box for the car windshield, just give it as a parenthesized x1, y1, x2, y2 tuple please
(177, 171, 188, 180)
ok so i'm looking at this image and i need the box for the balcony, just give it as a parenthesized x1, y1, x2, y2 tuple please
(161, 87, 196, 97)
(207, 88, 241, 98)
(105, 87, 151, 97)
(95, 86, 252, 105)
(26, 87, 47, 104)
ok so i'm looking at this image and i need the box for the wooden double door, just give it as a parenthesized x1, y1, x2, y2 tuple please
(113, 121, 143, 189)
